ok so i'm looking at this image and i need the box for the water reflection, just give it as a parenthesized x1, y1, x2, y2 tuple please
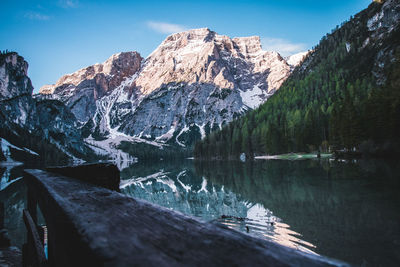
(0, 162, 43, 248)
(195, 159, 400, 267)
(121, 168, 249, 221)
(0, 158, 399, 266)
(121, 159, 400, 266)
(0, 175, 27, 248)
(120, 160, 318, 255)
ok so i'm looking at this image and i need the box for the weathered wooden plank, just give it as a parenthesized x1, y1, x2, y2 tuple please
(24, 169, 349, 267)
(46, 163, 120, 191)
(22, 210, 47, 267)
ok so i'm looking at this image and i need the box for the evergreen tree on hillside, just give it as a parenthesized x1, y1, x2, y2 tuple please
(194, 0, 400, 159)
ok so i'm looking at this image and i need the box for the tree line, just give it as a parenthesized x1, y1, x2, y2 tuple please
(194, 1, 400, 159)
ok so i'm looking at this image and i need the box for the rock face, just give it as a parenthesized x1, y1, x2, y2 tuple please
(40, 52, 143, 123)
(367, 0, 400, 38)
(35, 99, 89, 157)
(41, 28, 305, 147)
(135, 28, 290, 96)
(0, 52, 90, 160)
(0, 52, 37, 130)
(366, 0, 400, 85)
(298, 0, 399, 87)
(0, 53, 32, 100)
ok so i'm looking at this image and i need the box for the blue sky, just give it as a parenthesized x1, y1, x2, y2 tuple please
(0, 0, 371, 93)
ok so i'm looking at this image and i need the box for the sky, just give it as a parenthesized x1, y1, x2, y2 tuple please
(0, 0, 371, 93)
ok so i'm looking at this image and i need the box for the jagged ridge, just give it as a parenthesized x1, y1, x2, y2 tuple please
(40, 28, 307, 148)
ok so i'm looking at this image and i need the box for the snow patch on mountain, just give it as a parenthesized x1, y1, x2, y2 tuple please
(345, 43, 351, 53)
(41, 28, 300, 147)
(286, 51, 310, 68)
(176, 125, 190, 147)
(196, 123, 206, 140)
(156, 125, 176, 143)
(240, 85, 267, 109)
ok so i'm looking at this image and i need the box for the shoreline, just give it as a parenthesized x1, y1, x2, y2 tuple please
(254, 153, 333, 160)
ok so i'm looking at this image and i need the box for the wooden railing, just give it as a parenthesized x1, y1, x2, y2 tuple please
(22, 164, 349, 267)
(22, 210, 46, 267)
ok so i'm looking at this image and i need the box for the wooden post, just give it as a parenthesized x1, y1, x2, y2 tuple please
(23, 210, 46, 267)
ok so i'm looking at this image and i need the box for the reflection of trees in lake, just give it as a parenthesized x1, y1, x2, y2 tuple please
(120, 159, 319, 254)
(2, 158, 398, 266)
(195, 159, 400, 267)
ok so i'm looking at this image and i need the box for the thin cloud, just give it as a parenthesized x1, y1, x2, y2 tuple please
(58, 0, 79, 9)
(147, 21, 188, 34)
(24, 11, 51, 21)
(261, 37, 307, 56)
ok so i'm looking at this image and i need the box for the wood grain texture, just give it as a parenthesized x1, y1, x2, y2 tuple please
(24, 169, 349, 267)
(45, 163, 120, 191)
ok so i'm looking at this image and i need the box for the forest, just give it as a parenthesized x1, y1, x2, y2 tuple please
(194, 1, 400, 159)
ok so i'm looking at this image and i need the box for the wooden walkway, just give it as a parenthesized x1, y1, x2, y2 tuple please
(23, 165, 349, 266)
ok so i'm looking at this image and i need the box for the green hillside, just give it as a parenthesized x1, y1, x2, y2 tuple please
(195, 1, 400, 159)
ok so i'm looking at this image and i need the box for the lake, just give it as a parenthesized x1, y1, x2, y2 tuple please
(1, 158, 399, 266)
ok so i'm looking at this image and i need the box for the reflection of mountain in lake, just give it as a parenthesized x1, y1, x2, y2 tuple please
(1, 158, 398, 266)
(121, 169, 248, 221)
(120, 160, 318, 255)
(195, 160, 400, 267)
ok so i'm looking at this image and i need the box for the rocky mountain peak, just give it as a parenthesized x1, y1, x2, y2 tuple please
(0, 52, 33, 100)
(0, 52, 90, 161)
(39, 51, 142, 95)
(39, 51, 143, 122)
(40, 28, 308, 147)
(136, 28, 291, 96)
(163, 27, 214, 43)
(232, 36, 262, 56)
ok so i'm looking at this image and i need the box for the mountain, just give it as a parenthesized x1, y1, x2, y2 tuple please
(0, 52, 95, 164)
(0, 52, 36, 131)
(40, 28, 305, 148)
(194, 0, 400, 159)
(39, 51, 143, 123)
(286, 51, 311, 69)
